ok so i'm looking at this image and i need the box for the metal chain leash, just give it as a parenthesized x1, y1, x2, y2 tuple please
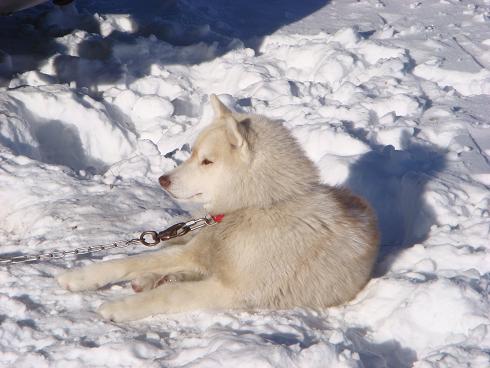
(0, 239, 141, 265)
(0, 215, 218, 266)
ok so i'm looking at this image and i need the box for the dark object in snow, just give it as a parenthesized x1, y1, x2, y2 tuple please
(0, 0, 73, 14)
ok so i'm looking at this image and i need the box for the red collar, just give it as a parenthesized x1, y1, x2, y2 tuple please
(211, 214, 225, 223)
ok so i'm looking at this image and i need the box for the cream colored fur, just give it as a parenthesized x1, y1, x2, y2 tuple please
(57, 95, 380, 322)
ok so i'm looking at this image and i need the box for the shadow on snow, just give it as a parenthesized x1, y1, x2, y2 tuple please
(0, 0, 329, 172)
(0, 0, 329, 87)
(345, 131, 446, 275)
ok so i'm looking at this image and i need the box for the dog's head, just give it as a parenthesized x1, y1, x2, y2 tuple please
(160, 95, 320, 214)
(159, 95, 254, 213)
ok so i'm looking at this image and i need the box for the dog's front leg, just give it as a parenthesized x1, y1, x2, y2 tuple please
(57, 246, 198, 291)
(97, 278, 234, 322)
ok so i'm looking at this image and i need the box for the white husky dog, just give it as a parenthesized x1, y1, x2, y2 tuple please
(58, 95, 379, 322)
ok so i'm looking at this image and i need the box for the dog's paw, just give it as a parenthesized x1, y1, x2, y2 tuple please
(131, 273, 181, 293)
(57, 269, 102, 291)
(97, 301, 140, 322)
(131, 273, 160, 293)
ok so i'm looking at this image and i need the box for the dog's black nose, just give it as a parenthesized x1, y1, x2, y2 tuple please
(159, 175, 171, 189)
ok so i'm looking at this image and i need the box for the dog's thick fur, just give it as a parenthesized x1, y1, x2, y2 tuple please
(57, 95, 379, 322)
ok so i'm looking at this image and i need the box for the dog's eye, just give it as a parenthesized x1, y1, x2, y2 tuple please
(201, 159, 213, 165)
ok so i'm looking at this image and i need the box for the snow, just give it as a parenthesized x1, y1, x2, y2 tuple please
(1, 0, 489, 367)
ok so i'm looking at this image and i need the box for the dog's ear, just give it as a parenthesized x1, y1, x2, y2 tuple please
(224, 116, 253, 162)
(224, 115, 244, 148)
(210, 94, 252, 161)
(210, 94, 232, 117)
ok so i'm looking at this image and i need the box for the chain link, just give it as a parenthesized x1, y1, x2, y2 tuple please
(0, 239, 141, 265)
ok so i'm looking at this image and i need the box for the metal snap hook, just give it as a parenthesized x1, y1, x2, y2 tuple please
(157, 222, 188, 241)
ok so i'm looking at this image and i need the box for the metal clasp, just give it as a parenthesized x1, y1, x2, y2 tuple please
(139, 216, 218, 247)
(139, 222, 191, 246)
(158, 222, 191, 241)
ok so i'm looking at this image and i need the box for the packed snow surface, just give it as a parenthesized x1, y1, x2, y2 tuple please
(1, 0, 490, 367)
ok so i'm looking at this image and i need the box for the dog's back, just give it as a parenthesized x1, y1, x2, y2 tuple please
(200, 183, 379, 309)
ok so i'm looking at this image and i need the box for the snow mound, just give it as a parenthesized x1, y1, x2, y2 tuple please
(0, 85, 136, 171)
(414, 63, 490, 96)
